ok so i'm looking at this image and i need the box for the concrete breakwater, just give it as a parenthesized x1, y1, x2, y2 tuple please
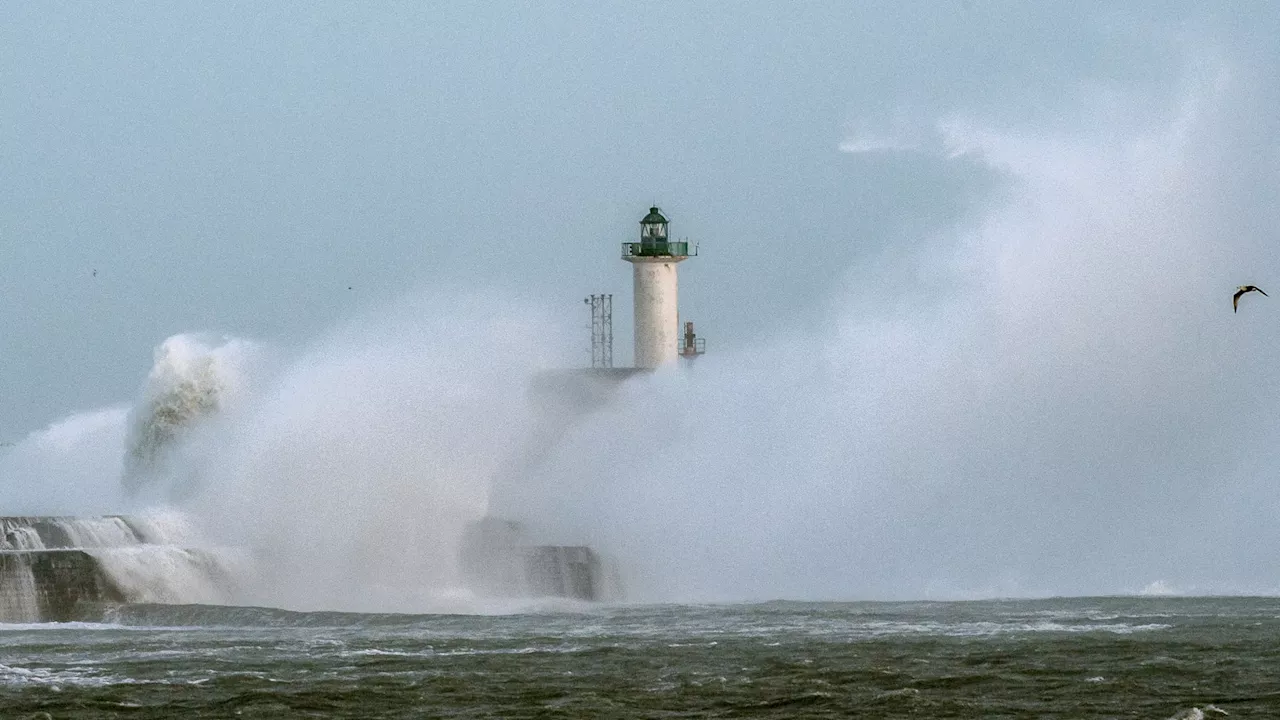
(2, 515, 161, 551)
(0, 549, 123, 622)
(1, 514, 612, 622)
(0, 515, 237, 622)
(459, 517, 618, 602)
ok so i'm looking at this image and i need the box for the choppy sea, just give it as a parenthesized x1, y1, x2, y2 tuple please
(2, 596, 1279, 718)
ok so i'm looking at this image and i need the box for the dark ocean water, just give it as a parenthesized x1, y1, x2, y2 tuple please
(2, 596, 1280, 718)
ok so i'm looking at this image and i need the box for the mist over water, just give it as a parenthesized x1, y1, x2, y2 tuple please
(5, 54, 1280, 611)
(500, 60, 1280, 602)
(1, 407, 129, 517)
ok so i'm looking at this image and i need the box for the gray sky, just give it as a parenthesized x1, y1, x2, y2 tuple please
(3, 0, 1244, 436)
(7, 2, 1280, 603)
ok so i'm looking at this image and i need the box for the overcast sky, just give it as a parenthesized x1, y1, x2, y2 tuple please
(9, 2, 1280, 601)
(0, 1, 1273, 435)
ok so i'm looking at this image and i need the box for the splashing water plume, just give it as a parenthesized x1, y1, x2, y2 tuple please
(494, 61, 1280, 602)
(3, 292, 571, 614)
(176, 293, 568, 612)
(123, 334, 256, 502)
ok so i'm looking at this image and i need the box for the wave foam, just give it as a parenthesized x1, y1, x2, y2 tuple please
(122, 334, 256, 501)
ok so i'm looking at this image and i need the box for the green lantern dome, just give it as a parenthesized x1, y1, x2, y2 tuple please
(639, 207, 669, 242)
(640, 207, 668, 226)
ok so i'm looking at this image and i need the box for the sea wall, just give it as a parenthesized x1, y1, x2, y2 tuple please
(458, 517, 617, 601)
(2, 514, 612, 622)
(0, 550, 123, 622)
(524, 546, 602, 600)
(0, 515, 236, 622)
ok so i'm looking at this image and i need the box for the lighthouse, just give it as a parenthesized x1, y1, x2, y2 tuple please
(623, 207, 694, 368)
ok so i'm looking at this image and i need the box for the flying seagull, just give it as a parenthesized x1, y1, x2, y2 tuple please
(1234, 285, 1268, 312)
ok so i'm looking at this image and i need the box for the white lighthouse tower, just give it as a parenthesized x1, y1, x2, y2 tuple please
(623, 207, 694, 368)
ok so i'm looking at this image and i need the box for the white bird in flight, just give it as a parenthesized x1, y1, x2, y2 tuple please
(1234, 285, 1268, 313)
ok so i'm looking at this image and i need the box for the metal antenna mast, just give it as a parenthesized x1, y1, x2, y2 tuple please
(584, 294, 613, 368)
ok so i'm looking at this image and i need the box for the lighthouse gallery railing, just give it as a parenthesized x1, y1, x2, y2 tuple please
(621, 241, 694, 259)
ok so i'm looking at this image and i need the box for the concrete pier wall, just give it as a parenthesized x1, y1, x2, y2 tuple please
(2, 513, 612, 622)
(458, 518, 615, 601)
(0, 550, 123, 622)
(0, 515, 233, 622)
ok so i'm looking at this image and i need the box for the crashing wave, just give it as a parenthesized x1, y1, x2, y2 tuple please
(121, 334, 253, 500)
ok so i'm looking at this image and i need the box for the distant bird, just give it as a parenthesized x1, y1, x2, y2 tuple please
(92, 269, 97, 277)
(1234, 285, 1268, 312)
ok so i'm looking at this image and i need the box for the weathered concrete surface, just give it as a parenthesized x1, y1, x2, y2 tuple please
(629, 258, 685, 369)
(1, 515, 149, 551)
(0, 515, 231, 622)
(0, 550, 124, 622)
(459, 518, 613, 601)
(524, 545, 602, 600)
